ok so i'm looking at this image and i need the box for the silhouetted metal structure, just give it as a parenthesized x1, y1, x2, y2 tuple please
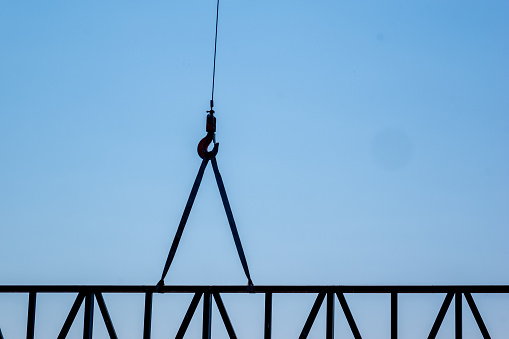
(0, 284, 505, 338)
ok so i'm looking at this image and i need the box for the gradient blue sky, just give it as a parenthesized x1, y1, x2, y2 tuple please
(1, 0, 508, 337)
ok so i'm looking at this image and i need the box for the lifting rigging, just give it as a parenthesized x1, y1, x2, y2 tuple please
(157, 0, 253, 289)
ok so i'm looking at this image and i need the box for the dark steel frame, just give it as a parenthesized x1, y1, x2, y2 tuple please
(0, 285, 505, 338)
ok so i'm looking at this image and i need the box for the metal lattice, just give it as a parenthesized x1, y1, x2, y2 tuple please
(0, 285, 505, 338)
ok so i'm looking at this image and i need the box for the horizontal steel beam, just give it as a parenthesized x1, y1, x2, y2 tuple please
(0, 285, 508, 293)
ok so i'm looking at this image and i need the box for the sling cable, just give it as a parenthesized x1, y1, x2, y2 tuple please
(157, 0, 253, 289)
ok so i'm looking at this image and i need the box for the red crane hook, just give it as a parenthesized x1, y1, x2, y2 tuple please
(197, 111, 219, 159)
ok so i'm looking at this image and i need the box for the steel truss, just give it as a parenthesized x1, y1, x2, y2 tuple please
(0, 285, 507, 338)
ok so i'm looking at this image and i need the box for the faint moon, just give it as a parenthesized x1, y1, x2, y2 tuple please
(371, 129, 413, 170)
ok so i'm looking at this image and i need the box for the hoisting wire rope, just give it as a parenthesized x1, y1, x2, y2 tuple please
(157, 0, 254, 289)
(210, 0, 220, 112)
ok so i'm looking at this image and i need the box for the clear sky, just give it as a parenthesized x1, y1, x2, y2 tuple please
(1, 0, 508, 337)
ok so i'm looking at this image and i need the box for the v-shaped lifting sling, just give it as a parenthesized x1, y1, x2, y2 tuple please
(157, 0, 252, 288)
(157, 109, 253, 288)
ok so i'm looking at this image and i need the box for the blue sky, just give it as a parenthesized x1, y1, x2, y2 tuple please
(1, 0, 508, 337)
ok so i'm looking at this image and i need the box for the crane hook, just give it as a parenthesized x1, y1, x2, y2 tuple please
(197, 111, 219, 159)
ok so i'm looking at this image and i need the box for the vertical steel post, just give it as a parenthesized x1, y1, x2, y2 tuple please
(264, 293, 272, 339)
(455, 293, 462, 339)
(83, 293, 94, 339)
(391, 292, 397, 339)
(326, 292, 334, 339)
(203, 292, 212, 339)
(26, 292, 36, 339)
(143, 292, 153, 339)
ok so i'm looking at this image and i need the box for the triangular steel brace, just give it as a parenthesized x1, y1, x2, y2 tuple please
(157, 157, 253, 289)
